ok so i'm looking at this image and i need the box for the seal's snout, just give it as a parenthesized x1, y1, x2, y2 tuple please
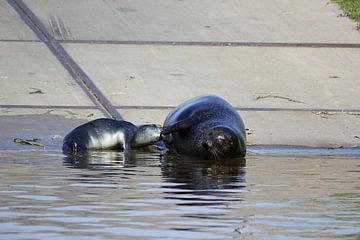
(206, 126, 239, 154)
(202, 140, 213, 150)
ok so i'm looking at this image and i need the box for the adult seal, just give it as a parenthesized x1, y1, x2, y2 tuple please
(63, 118, 162, 153)
(162, 95, 246, 159)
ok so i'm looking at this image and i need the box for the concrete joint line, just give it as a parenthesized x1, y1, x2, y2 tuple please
(7, 0, 122, 120)
(59, 40, 360, 48)
(1, 104, 360, 114)
(0, 39, 42, 43)
(0, 105, 98, 109)
(114, 105, 360, 113)
(2, 39, 360, 48)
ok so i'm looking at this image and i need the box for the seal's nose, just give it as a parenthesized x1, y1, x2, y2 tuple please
(202, 140, 212, 149)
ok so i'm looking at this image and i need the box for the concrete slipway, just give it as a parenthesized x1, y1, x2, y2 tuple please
(1, 0, 360, 152)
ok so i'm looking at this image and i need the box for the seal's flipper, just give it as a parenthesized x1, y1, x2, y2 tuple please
(163, 115, 197, 135)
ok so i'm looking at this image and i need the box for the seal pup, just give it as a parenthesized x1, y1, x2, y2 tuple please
(63, 118, 162, 154)
(162, 95, 246, 159)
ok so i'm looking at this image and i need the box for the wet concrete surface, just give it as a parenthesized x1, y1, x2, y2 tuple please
(0, 111, 104, 151)
(1, 111, 360, 153)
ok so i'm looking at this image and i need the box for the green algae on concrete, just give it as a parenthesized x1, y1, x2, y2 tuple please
(334, 0, 360, 29)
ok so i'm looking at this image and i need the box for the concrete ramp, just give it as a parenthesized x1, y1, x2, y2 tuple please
(1, 0, 360, 150)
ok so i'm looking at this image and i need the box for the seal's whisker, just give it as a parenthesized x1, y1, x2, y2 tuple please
(211, 150, 217, 160)
(216, 149, 222, 159)
(215, 148, 225, 158)
(194, 142, 203, 153)
(209, 149, 214, 159)
(211, 148, 218, 159)
(210, 148, 220, 160)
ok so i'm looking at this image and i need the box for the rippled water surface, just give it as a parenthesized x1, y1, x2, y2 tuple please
(0, 150, 359, 240)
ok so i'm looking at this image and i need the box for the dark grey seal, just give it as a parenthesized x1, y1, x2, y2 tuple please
(63, 118, 162, 153)
(162, 95, 246, 159)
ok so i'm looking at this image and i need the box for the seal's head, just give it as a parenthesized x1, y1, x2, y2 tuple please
(197, 126, 245, 159)
(132, 124, 162, 147)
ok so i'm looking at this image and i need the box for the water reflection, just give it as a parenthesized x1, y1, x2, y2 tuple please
(63, 151, 246, 210)
(63, 151, 246, 191)
(160, 155, 246, 208)
(160, 155, 245, 189)
(64, 150, 165, 167)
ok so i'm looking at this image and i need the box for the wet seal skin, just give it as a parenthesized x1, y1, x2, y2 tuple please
(162, 95, 246, 159)
(62, 118, 162, 154)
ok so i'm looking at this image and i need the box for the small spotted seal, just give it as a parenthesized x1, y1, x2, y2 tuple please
(63, 118, 162, 153)
(162, 95, 246, 159)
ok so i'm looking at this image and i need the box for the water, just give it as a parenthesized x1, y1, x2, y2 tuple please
(0, 150, 359, 240)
